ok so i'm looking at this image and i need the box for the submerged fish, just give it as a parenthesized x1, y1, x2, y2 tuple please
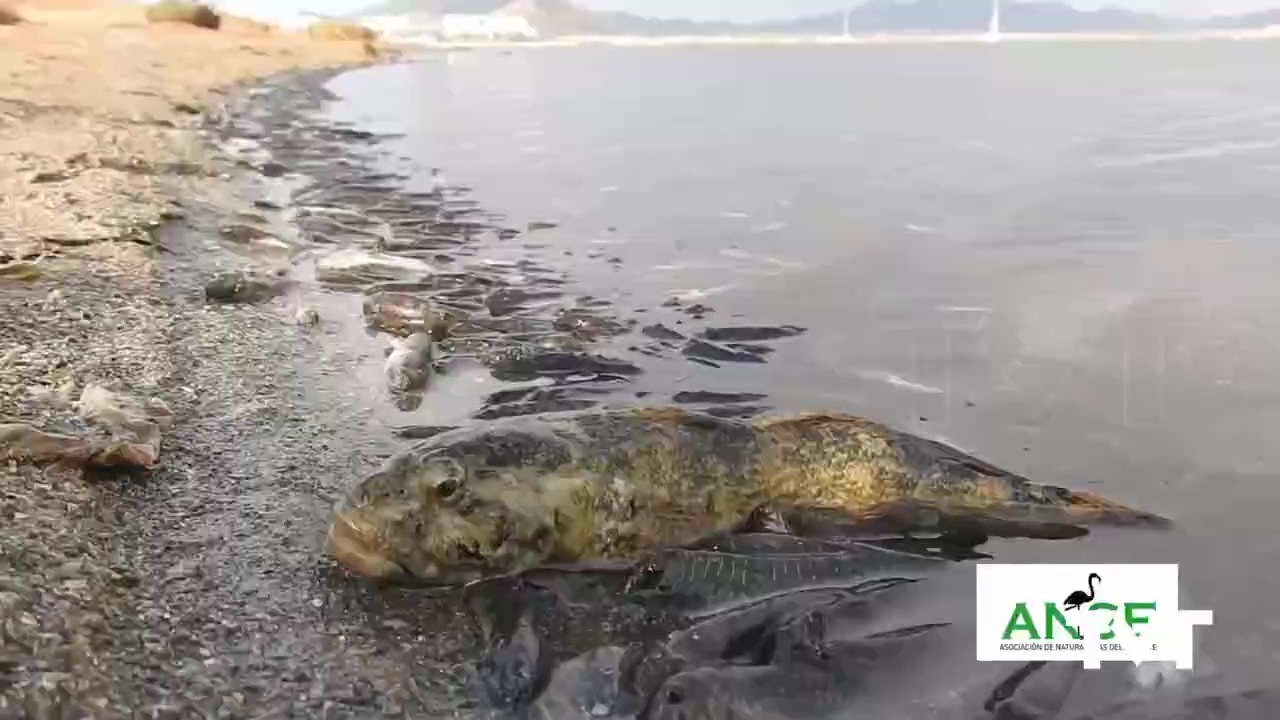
(527, 645, 639, 720)
(384, 332, 435, 394)
(362, 291, 456, 340)
(502, 573, 941, 719)
(327, 407, 1166, 583)
(644, 620, 957, 720)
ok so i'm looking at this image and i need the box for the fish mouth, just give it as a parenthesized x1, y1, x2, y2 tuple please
(328, 508, 410, 581)
(327, 506, 501, 586)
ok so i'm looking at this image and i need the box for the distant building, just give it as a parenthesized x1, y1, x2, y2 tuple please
(440, 13, 539, 41)
(360, 12, 441, 43)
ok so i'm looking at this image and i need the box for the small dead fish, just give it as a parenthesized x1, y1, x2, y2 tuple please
(295, 307, 320, 327)
(385, 332, 435, 394)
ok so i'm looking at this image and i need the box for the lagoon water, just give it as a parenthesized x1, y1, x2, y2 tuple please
(321, 41, 1280, 711)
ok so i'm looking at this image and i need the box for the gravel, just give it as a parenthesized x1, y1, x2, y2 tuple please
(2, 68, 490, 719)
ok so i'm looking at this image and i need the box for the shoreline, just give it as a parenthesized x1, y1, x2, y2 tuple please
(384, 28, 1280, 50)
(0, 16, 395, 715)
(0, 16, 388, 250)
(393, 28, 1280, 50)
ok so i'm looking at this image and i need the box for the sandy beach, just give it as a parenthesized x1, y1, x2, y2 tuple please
(0, 2, 382, 248)
(1, 4, 396, 715)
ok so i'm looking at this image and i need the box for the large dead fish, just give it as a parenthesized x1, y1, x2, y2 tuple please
(328, 406, 1167, 583)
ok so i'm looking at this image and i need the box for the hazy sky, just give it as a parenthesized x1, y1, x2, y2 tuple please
(576, 1, 1279, 22)
(213, 0, 1280, 25)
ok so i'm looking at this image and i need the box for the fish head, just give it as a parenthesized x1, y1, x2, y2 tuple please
(328, 452, 566, 584)
(645, 668, 737, 720)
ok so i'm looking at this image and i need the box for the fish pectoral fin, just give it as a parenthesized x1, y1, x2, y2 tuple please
(731, 503, 794, 535)
(515, 561, 642, 607)
(639, 506, 797, 555)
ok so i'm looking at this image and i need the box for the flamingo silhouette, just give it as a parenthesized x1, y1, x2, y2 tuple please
(1063, 572, 1100, 611)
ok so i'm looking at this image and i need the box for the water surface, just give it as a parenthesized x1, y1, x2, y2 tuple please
(323, 41, 1280, 706)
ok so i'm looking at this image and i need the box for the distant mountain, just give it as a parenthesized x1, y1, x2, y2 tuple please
(354, 0, 1280, 36)
(508, 0, 742, 36)
(761, 0, 1176, 33)
(1203, 9, 1280, 29)
(355, 0, 742, 35)
(354, 0, 471, 15)
(355, 0, 512, 17)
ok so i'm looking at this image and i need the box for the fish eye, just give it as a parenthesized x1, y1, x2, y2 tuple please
(437, 477, 460, 499)
(426, 458, 467, 499)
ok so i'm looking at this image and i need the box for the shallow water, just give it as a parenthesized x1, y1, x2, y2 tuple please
(220, 41, 1280, 713)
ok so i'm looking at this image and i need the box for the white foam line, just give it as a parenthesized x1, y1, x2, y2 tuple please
(935, 305, 993, 313)
(719, 248, 808, 270)
(297, 205, 368, 218)
(855, 369, 945, 395)
(718, 211, 751, 219)
(1094, 138, 1280, 169)
(650, 261, 719, 271)
(905, 224, 937, 234)
(736, 268, 787, 278)
(749, 221, 787, 233)
(669, 285, 736, 302)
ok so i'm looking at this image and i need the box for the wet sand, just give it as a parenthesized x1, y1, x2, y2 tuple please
(0, 8, 421, 716)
